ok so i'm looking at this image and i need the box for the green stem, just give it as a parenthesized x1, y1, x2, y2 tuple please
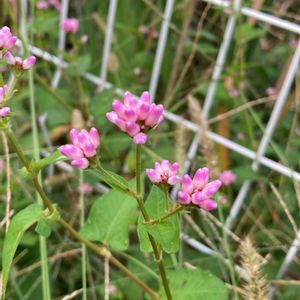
(217, 200, 239, 300)
(95, 163, 137, 198)
(135, 145, 173, 300)
(146, 203, 184, 225)
(3, 74, 18, 104)
(4, 129, 158, 299)
(0, 71, 4, 87)
(4, 130, 53, 212)
(19, 1, 52, 297)
(29, 70, 52, 300)
(136, 145, 142, 195)
(79, 171, 87, 300)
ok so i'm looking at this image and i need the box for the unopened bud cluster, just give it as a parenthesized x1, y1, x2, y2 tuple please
(146, 162, 222, 211)
(59, 128, 100, 169)
(0, 85, 10, 118)
(0, 26, 37, 119)
(106, 91, 164, 144)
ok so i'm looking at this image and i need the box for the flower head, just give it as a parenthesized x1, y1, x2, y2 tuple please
(178, 167, 222, 211)
(58, 128, 100, 169)
(266, 86, 276, 96)
(77, 183, 93, 194)
(62, 18, 79, 33)
(0, 107, 11, 118)
(48, 0, 61, 11)
(5, 51, 36, 72)
(0, 26, 17, 53)
(146, 160, 180, 187)
(81, 35, 88, 44)
(36, 1, 49, 9)
(219, 170, 236, 186)
(106, 91, 164, 144)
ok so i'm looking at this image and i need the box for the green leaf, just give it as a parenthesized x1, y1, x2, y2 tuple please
(137, 186, 179, 253)
(32, 151, 66, 173)
(236, 24, 265, 43)
(160, 268, 228, 300)
(89, 168, 129, 193)
(80, 181, 137, 251)
(1, 204, 43, 300)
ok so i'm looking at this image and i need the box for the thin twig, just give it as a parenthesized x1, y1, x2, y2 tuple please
(61, 288, 83, 300)
(208, 96, 276, 124)
(15, 249, 82, 277)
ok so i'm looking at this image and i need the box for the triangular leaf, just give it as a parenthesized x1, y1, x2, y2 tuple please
(80, 181, 137, 251)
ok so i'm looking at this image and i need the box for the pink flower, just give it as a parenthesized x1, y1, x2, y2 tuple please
(58, 128, 100, 169)
(219, 170, 236, 186)
(36, 1, 49, 9)
(146, 160, 180, 186)
(5, 51, 36, 71)
(106, 91, 164, 144)
(22, 56, 37, 69)
(0, 107, 11, 118)
(49, 0, 61, 11)
(105, 284, 117, 295)
(266, 86, 276, 96)
(229, 88, 239, 97)
(178, 167, 222, 211)
(0, 26, 17, 52)
(77, 183, 93, 194)
(62, 18, 79, 33)
(290, 39, 298, 49)
(81, 35, 88, 44)
(0, 85, 8, 103)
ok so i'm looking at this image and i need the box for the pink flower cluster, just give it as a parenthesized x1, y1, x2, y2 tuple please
(62, 18, 79, 33)
(77, 183, 93, 194)
(37, 0, 61, 11)
(58, 128, 100, 169)
(6, 51, 36, 71)
(0, 26, 17, 57)
(0, 85, 10, 118)
(146, 160, 180, 186)
(219, 170, 236, 186)
(178, 168, 222, 211)
(0, 107, 10, 118)
(106, 91, 164, 144)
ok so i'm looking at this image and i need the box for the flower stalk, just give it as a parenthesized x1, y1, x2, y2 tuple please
(135, 144, 173, 300)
